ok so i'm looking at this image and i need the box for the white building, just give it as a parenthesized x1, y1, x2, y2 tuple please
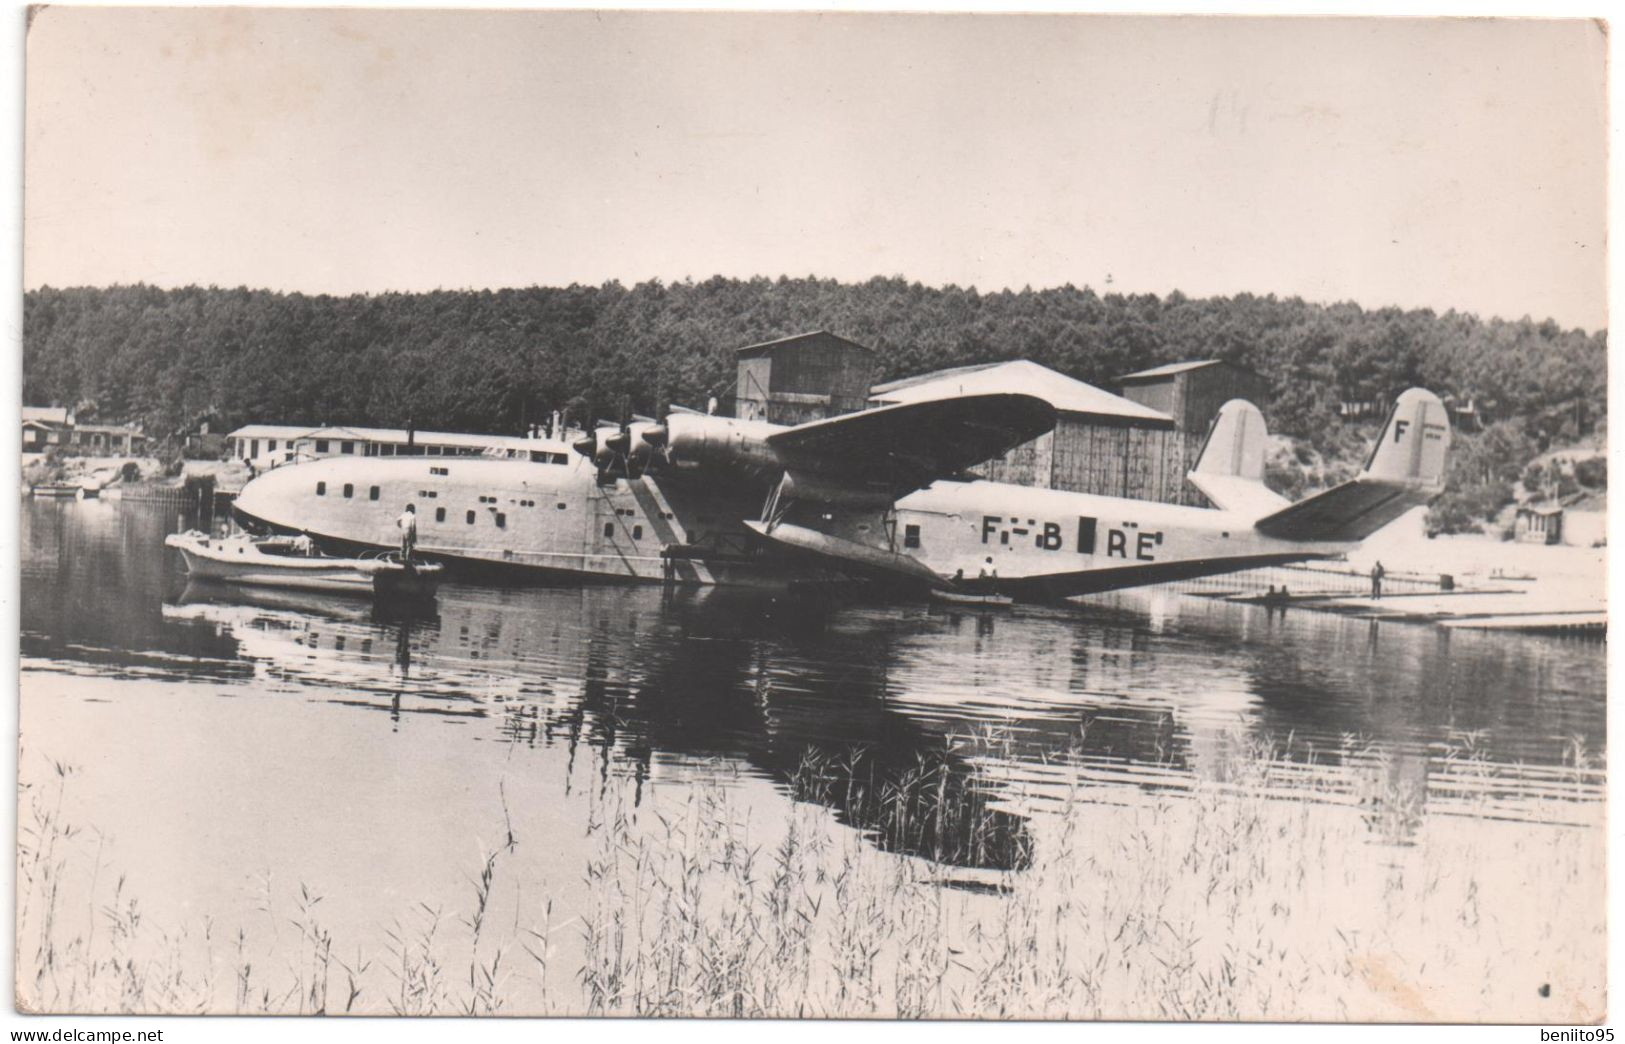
(225, 424, 576, 468)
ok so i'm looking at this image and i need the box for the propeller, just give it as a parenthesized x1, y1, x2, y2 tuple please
(569, 409, 681, 478)
(603, 429, 634, 457)
(570, 421, 623, 477)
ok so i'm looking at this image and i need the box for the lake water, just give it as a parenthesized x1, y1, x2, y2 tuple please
(17, 497, 1608, 1013)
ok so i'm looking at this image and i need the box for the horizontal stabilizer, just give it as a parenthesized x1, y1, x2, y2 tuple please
(1187, 399, 1290, 517)
(1254, 388, 1451, 543)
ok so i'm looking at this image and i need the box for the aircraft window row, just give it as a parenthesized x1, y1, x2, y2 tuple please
(518, 499, 536, 507)
(528, 451, 570, 464)
(430, 466, 449, 476)
(435, 507, 446, 522)
(478, 495, 498, 504)
(316, 481, 325, 495)
(369, 486, 380, 501)
(296, 443, 498, 459)
(632, 525, 643, 540)
(614, 508, 636, 517)
(495, 512, 506, 529)
(342, 483, 354, 498)
(556, 502, 568, 510)
(602, 523, 614, 538)
(467, 510, 477, 524)
(373, 444, 483, 457)
(904, 524, 921, 549)
(417, 489, 439, 498)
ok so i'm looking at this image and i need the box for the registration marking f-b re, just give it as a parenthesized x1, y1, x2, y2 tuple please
(982, 515, 1163, 561)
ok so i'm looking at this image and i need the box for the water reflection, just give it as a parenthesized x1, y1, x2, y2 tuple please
(22, 500, 1609, 872)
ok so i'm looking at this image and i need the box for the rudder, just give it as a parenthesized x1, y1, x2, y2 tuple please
(1188, 399, 1290, 517)
(1254, 388, 1452, 544)
(1362, 387, 1452, 487)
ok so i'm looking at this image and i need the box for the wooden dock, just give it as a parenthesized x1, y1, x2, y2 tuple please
(1205, 585, 1605, 639)
(1438, 612, 1606, 636)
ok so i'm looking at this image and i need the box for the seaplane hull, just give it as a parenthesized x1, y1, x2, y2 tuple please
(232, 455, 806, 587)
(232, 388, 1450, 599)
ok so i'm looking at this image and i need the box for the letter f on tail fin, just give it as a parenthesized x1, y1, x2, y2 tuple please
(1360, 388, 1452, 487)
(1254, 388, 1452, 543)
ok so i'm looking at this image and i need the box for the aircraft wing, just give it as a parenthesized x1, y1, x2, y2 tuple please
(766, 393, 1057, 496)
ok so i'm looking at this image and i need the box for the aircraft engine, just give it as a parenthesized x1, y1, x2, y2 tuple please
(602, 420, 666, 467)
(641, 414, 783, 477)
(570, 424, 623, 470)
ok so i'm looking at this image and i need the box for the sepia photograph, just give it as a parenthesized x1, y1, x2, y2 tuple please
(13, 6, 1610, 1026)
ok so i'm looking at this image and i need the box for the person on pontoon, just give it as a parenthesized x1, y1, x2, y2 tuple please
(397, 503, 418, 565)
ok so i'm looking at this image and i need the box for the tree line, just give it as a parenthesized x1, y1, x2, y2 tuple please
(23, 277, 1606, 488)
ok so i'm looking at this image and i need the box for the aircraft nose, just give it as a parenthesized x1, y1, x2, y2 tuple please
(234, 463, 295, 526)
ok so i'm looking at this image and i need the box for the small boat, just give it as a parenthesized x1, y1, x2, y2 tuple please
(31, 484, 83, 499)
(931, 588, 1014, 607)
(165, 531, 442, 598)
(79, 467, 120, 498)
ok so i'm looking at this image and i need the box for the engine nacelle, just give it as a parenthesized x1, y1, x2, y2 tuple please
(603, 420, 666, 465)
(571, 424, 624, 468)
(651, 414, 785, 476)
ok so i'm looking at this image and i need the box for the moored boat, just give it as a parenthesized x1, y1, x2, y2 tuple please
(31, 484, 83, 499)
(165, 531, 442, 597)
(931, 588, 1014, 607)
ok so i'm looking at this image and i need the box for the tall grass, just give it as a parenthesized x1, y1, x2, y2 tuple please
(15, 732, 1605, 1021)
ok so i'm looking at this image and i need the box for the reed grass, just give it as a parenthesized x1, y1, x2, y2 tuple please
(15, 732, 1605, 1021)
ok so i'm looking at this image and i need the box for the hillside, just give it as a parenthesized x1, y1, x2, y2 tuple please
(23, 279, 1607, 530)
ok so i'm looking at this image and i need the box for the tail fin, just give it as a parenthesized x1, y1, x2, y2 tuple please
(1254, 388, 1452, 543)
(1188, 399, 1290, 518)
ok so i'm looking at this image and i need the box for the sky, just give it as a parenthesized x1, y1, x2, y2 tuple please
(23, 9, 1609, 330)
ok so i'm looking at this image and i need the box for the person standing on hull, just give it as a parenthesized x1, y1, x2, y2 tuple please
(397, 503, 418, 567)
(1370, 560, 1385, 600)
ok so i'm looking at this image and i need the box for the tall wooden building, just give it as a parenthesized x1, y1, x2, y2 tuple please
(735, 332, 880, 425)
(869, 360, 1210, 505)
(1114, 360, 1270, 434)
(729, 335, 1260, 507)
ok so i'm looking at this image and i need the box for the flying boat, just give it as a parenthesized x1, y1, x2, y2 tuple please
(232, 386, 1451, 599)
